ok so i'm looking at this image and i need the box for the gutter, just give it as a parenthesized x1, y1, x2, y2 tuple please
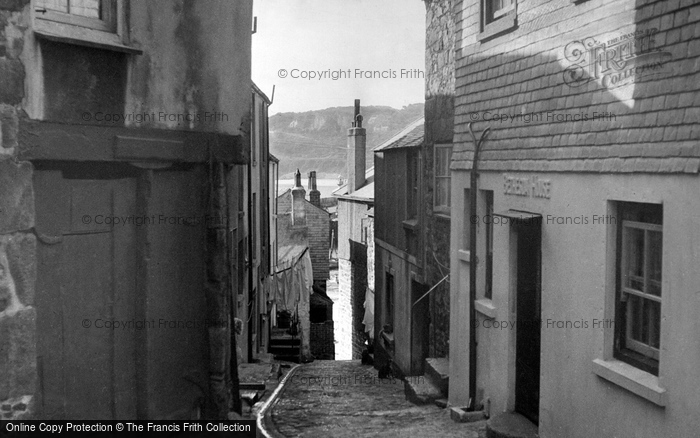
(467, 122, 490, 411)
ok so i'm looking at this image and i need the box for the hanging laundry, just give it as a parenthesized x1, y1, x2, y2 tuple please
(271, 246, 311, 315)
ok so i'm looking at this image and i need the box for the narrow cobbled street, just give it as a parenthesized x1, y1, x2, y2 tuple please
(262, 361, 486, 437)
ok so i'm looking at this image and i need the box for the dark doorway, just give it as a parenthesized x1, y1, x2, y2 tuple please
(514, 218, 542, 424)
(410, 280, 429, 375)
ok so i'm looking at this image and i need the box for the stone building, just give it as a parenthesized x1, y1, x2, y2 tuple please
(238, 83, 274, 364)
(373, 118, 427, 375)
(276, 170, 332, 360)
(333, 102, 375, 360)
(423, 0, 456, 362)
(0, 0, 253, 420)
(447, 0, 700, 436)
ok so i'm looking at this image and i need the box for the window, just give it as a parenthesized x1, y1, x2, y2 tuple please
(480, 0, 517, 41)
(406, 149, 419, 220)
(615, 202, 662, 375)
(34, 0, 139, 54)
(484, 190, 494, 299)
(434, 144, 452, 214)
(462, 189, 471, 250)
(251, 94, 257, 167)
(252, 193, 257, 263)
(36, 0, 117, 32)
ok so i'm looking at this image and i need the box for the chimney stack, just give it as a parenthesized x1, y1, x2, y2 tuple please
(308, 171, 321, 208)
(291, 169, 306, 226)
(346, 99, 366, 194)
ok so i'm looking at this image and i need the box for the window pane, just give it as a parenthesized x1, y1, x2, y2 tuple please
(436, 178, 449, 207)
(70, 0, 101, 19)
(446, 177, 451, 207)
(37, 0, 102, 18)
(442, 148, 451, 176)
(647, 299, 661, 349)
(648, 230, 662, 297)
(625, 227, 645, 291)
(435, 148, 448, 177)
(38, 0, 69, 13)
(628, 294, 643, 342)
(463, 189, 470, 249)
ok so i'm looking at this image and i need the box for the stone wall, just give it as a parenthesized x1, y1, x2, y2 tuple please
(277, 189, 330, 282)
(349, 240, 368, 359)
(0, 0, 36, 421)
(336, 259, 353, 360)
(423, 0, 455, 359)
(306, 205, 330, 282)
(366, 217, 375, 294)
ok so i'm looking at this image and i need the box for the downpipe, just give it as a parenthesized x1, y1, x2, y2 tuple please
(468, 123, 490, 411)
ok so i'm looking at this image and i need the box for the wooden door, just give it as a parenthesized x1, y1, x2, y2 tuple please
(35, 164, 137, 420)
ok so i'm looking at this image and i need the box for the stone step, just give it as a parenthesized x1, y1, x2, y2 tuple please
(270, 337, 301, 346)
(239, 382, 266, 390)
(403, 376, 444, 405)
(270, 345, 301, 355)
(273, 354, 300, 363)
(486, 412, 539, 438)
(424, 357, 449, 395)
(450, 407, 487, 423)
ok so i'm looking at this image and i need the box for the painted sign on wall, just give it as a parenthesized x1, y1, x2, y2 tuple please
(503, 174, 551, 199)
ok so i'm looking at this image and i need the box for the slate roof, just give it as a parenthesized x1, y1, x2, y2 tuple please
(334, 118, 425, 201)
(332, 168, 374, 200)
(374, 118, 425, 151)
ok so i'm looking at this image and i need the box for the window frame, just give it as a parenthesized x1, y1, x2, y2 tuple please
(36, 0, 117, 32)
(406, 148, 420, 221)
(462, 189, 471, 252)
(614, 203, 663, 376)
(479, 0, 517, 42)
(433, 144, 453, 215)
(251, 93, 258, 167)
(484, 190, 494, 300)
(34, 0, 141, 54)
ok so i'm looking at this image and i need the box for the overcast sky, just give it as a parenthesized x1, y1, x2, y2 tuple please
(252, 0, 426, 115)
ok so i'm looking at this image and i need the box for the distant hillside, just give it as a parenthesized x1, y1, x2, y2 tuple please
(270, 103, 424, 178)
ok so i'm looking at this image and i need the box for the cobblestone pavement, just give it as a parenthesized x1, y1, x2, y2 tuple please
(267, 360, 486, 438)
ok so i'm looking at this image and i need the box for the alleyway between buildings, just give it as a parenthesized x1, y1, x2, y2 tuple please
(325, 268, 352, 360)
(261, 360, 486, 437)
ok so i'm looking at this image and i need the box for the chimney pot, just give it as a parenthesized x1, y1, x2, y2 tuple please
(291, 169, 306, 225)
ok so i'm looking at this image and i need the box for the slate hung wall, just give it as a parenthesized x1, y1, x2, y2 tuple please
(448, 0, 700, 436)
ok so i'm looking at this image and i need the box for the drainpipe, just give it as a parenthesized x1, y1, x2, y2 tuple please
(205, 160, 232, 419)
(468, 123, 490, 411)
